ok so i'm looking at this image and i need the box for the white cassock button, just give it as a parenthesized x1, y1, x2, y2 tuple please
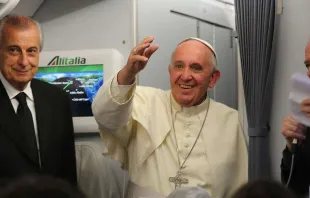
(184, 143, 190, 148)
(184, 122, 191, 128)
(185, 133, 190, 137)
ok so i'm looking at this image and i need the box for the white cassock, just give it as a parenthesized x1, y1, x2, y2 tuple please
(92, 75, 248, 198)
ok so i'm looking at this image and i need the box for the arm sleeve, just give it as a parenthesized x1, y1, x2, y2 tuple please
(281, 144, 310, 197)
(92, 74, 136, 132)
(91, 74, 137, 166)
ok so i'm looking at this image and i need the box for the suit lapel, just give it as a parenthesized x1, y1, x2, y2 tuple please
(31, 80, 53, 165)
(0, 81, 39, 165)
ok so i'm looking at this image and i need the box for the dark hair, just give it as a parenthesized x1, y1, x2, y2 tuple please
(232, 179, 297, 198)
(0, 175, 85, 198)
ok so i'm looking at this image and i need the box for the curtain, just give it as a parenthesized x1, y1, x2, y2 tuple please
(235, 0, 276, 180)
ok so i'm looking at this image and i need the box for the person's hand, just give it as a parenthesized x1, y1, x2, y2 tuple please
(118, 36, 159, 85)
(301, 98, 310, 117)
(282, 115, 306, 151)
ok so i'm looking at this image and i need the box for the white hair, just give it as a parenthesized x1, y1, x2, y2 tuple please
(171, 37, 218, 69)
(210, 53, 217, 69)
(0, 15, 44, 51)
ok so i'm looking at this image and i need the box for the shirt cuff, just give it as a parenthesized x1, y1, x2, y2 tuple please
(109, 74, 136, 104)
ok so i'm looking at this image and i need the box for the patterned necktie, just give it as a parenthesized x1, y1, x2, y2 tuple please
(15, 92, 39, 165)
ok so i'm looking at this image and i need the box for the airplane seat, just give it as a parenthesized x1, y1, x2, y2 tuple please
(75, 141, 130, 198)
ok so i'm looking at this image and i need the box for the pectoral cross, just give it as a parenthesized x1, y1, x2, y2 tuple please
(169, 171, 189, 189)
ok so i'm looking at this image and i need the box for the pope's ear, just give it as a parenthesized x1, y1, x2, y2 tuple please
(208, 70, 220, 88)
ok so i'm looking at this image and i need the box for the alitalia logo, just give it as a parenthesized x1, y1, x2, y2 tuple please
(48, 56, 86, 66)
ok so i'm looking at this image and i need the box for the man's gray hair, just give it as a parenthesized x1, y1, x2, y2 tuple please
(167, 187, 211, 198)
(171, 37, 217, 69)
(0, 15, 43, 51)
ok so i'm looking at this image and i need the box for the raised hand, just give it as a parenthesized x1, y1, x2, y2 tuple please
(282, 115, 306, 150)
(117, 36, 159, 85)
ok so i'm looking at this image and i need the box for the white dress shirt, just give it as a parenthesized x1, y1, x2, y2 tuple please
(0, 71, 39, 149)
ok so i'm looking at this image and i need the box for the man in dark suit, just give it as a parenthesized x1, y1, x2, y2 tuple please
(281, 41, 310, 197)
(0, 15, 77, 186)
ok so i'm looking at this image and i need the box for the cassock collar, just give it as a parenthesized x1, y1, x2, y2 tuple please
(170, 94, 209, 115)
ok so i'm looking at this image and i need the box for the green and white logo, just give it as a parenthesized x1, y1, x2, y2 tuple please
(48, 56, 86, 66)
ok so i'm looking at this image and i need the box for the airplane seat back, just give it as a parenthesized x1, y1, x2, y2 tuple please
(75, 141, 129, 198)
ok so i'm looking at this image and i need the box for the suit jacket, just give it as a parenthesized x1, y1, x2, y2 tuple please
(281, 127, 310, 198)
(0, 79, 77, 186)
